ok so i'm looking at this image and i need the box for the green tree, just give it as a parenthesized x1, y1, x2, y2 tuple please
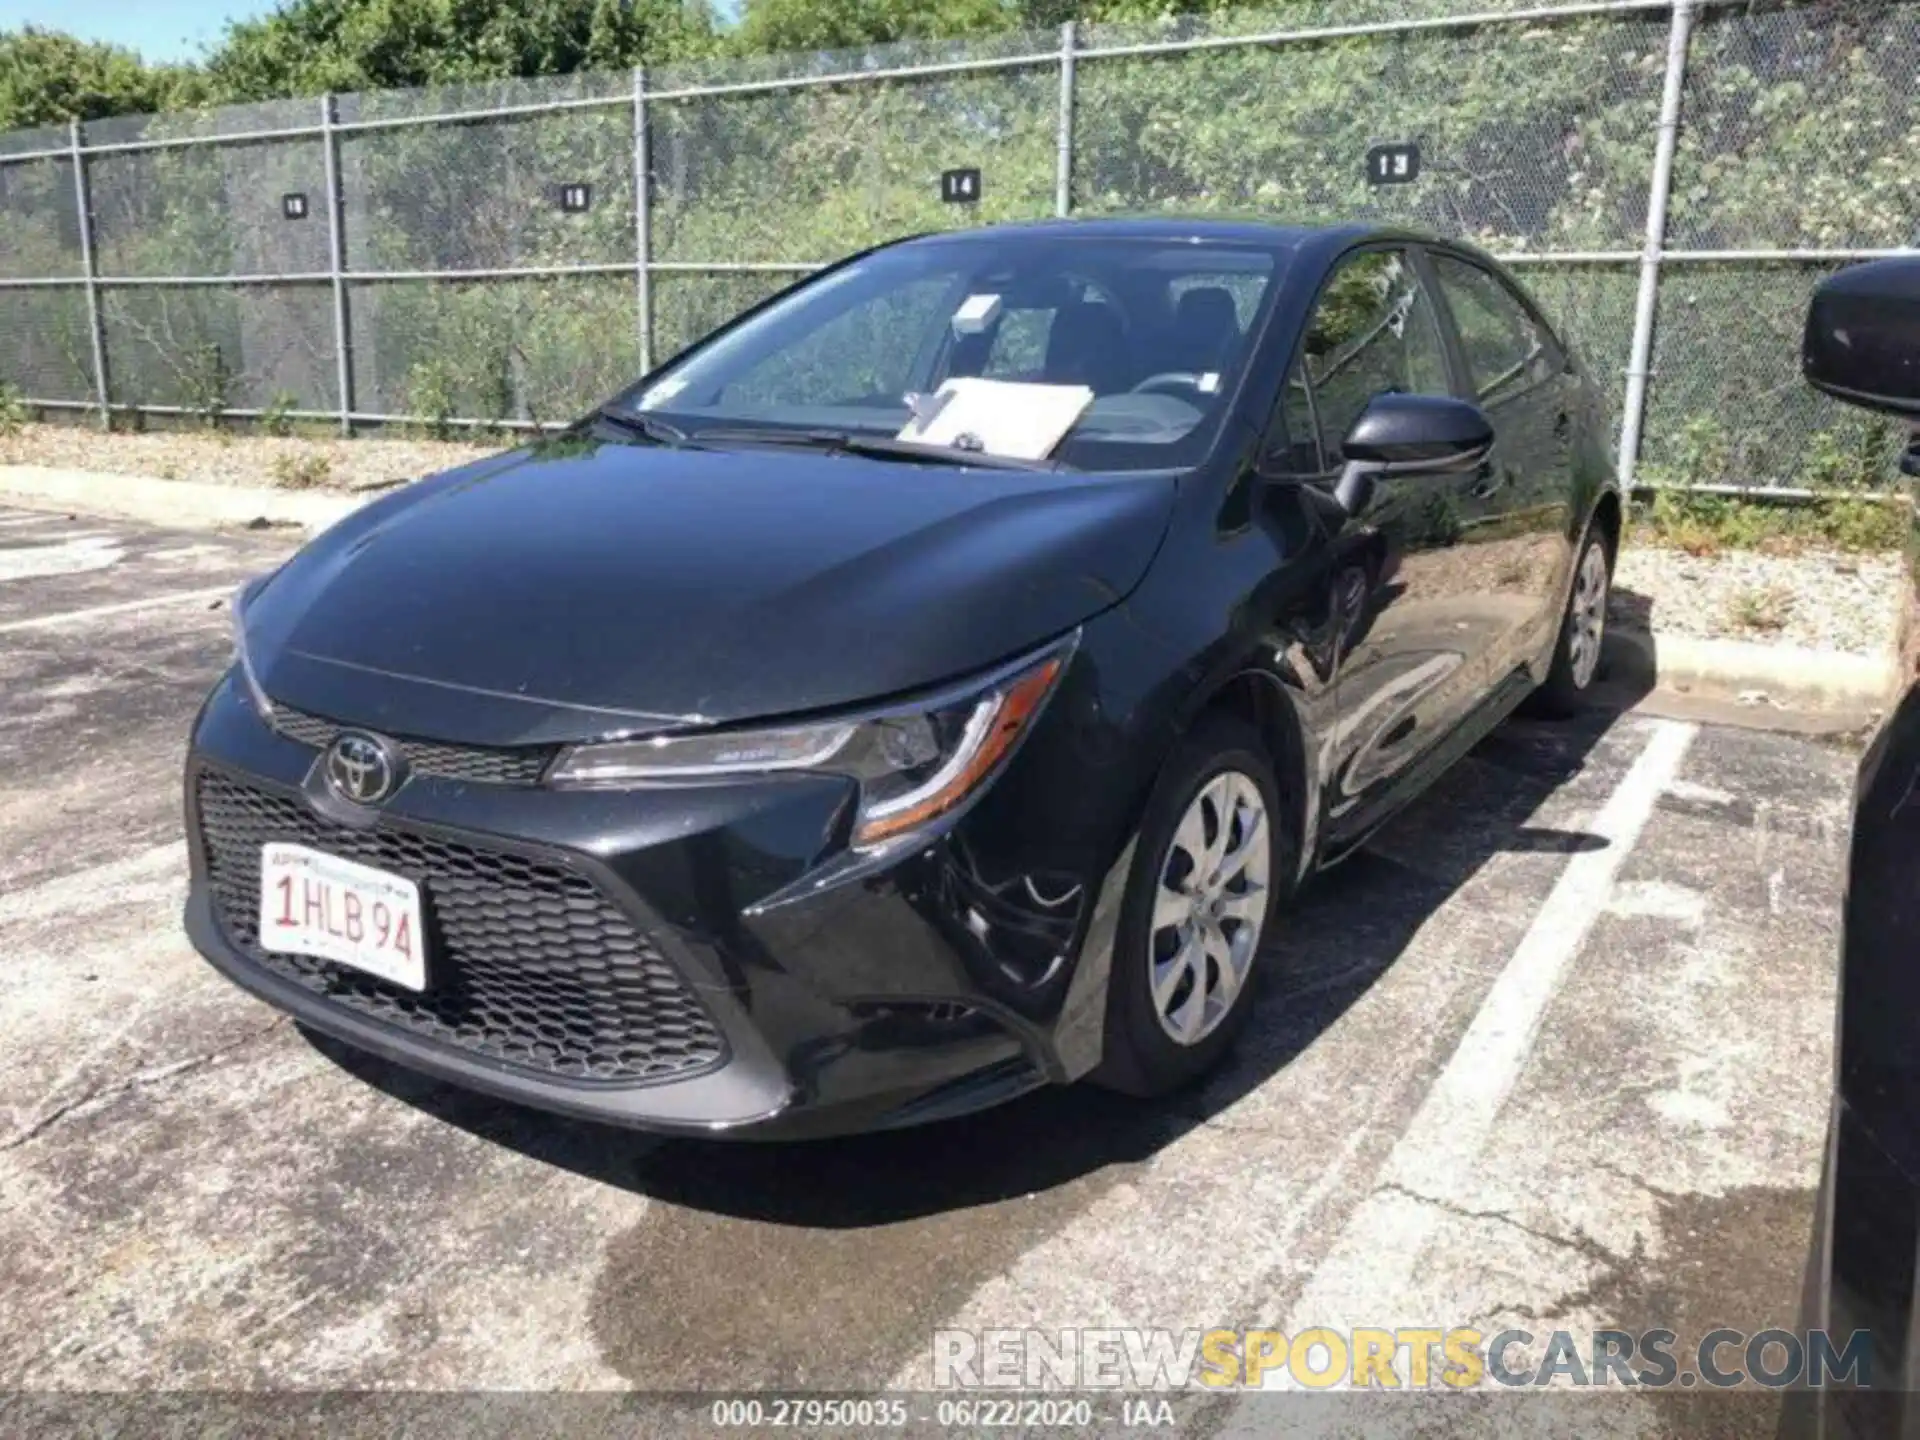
(728, 0, 1011, 54)
(587, 0, 717, 67)
(202, 0, 719, 101)
(0, 27, 190, 129)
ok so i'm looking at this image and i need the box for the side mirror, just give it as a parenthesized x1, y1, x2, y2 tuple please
(1333, 393, 1494, 517)
(1804, 258, 1920, 479)
(1804, 258, 1920, 418)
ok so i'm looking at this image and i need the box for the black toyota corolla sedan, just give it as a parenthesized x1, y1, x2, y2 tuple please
(184, 218, 1619, 1138)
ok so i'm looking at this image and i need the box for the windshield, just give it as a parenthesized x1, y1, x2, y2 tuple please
(609, 235, 1285, 472)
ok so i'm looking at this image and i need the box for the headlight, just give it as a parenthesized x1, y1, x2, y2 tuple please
(547, 636, 1075, 849)
(230, 576, 275, 720)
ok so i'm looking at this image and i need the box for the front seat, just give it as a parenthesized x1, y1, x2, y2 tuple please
(1165, 285, 1241, 375)
(1043, 301, 1130, 394)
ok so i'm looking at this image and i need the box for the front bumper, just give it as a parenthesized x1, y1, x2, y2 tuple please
(183, 672, 1117, 1139)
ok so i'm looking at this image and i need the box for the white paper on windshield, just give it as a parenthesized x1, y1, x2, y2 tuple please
(895, 377, 1093, 461)
(950, 293, 1003, 335)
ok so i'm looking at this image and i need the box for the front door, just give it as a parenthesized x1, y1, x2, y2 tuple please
(1294, 247, 1497, 845)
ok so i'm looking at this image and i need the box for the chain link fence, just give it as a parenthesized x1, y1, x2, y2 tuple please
(0, 0, 1914, 490)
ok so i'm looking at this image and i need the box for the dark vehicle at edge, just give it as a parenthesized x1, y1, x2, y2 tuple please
(1801, 256, 1920, 1431)
(183, 218, 1621, 1139)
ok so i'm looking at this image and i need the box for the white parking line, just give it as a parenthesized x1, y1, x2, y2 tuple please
(0, 586, 230, 635)
(0, 535, 124, 583)
(1271, 717, 1697, 1364)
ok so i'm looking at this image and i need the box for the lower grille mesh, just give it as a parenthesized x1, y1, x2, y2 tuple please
(195, 771, 725, 1083)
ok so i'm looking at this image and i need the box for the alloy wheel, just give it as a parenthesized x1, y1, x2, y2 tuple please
(1149, 770, 1271, 1046)
(1568, 541, 1609, 690)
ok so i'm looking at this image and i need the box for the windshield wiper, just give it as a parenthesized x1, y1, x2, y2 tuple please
(595, 408, 693, 446)
(690, 426, 1063, 472)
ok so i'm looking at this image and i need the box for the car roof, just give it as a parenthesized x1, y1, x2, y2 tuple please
(898, 216, 1429, 255)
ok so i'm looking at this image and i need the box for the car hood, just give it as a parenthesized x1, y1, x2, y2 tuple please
(243, 434, 1176, 746)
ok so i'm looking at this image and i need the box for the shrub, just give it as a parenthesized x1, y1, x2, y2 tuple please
(1634, 489, 1905, 554)
(404, 360, 459, 441)
(181, 341, 233, 428)
(0, 383, 28, 438)
(1799, 422, 1899, 493)
(1638, 416, 1734, 492)
(1725, 583, 1795, 635)
(260, 390, 299, 437)
(270, 451, 333, 489)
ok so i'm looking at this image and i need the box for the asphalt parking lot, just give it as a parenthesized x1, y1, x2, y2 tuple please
(0, 504, 1854, 1432)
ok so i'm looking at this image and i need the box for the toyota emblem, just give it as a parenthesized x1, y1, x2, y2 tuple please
(325, 731, 399, 805)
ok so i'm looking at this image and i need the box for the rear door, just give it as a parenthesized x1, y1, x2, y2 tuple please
(1425, 249, 1580, 675)
(1287, 246, 1499, 842)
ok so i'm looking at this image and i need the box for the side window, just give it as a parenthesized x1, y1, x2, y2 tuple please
(982, 308, 1053, 379)
(1431, 255, 1559, 404)
(1170, 271, 1266, 331)
(1272, 357, 1321, 474)
(948, 280, 1131, 393)
(1301, 249, 1451, 462)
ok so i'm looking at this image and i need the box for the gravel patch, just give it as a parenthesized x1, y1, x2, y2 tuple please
(1613, 543, 1903, 657)
(0, 424, 498, 494)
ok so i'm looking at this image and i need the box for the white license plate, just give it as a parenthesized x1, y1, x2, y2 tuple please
(258, 842, 426, 991)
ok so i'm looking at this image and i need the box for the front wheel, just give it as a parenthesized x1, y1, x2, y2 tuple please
(1092, 715, 1296, 1098)
(1532, 527, 1612, 716)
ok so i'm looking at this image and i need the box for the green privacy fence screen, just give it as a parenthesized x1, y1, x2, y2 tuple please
(0, 0, 1914, 492)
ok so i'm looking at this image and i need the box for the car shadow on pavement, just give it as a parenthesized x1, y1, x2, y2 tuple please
(300, 673, 1655, 1231)
(1610, 582, 1655, 635)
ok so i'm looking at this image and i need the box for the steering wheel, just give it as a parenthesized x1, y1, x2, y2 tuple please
(1129, 371, 1208, 397)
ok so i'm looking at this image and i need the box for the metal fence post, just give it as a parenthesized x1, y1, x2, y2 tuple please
(634, 66, 654, 375)
(1055, 21, 1077, 219)
(68, 119, 110, 430)
(320, 94, 354, 436)
(1617, 0, 1696, 489)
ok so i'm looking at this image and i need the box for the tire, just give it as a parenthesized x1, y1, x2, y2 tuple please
(1092, 714, 1297, 1098)
(1530, 525, 1613, 717)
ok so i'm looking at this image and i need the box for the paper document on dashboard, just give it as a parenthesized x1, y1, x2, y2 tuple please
(896, 377, 1094, 461)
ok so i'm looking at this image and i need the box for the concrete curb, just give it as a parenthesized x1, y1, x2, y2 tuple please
(0, 464, 368, 535)
(1603, 626, 1896, 713)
